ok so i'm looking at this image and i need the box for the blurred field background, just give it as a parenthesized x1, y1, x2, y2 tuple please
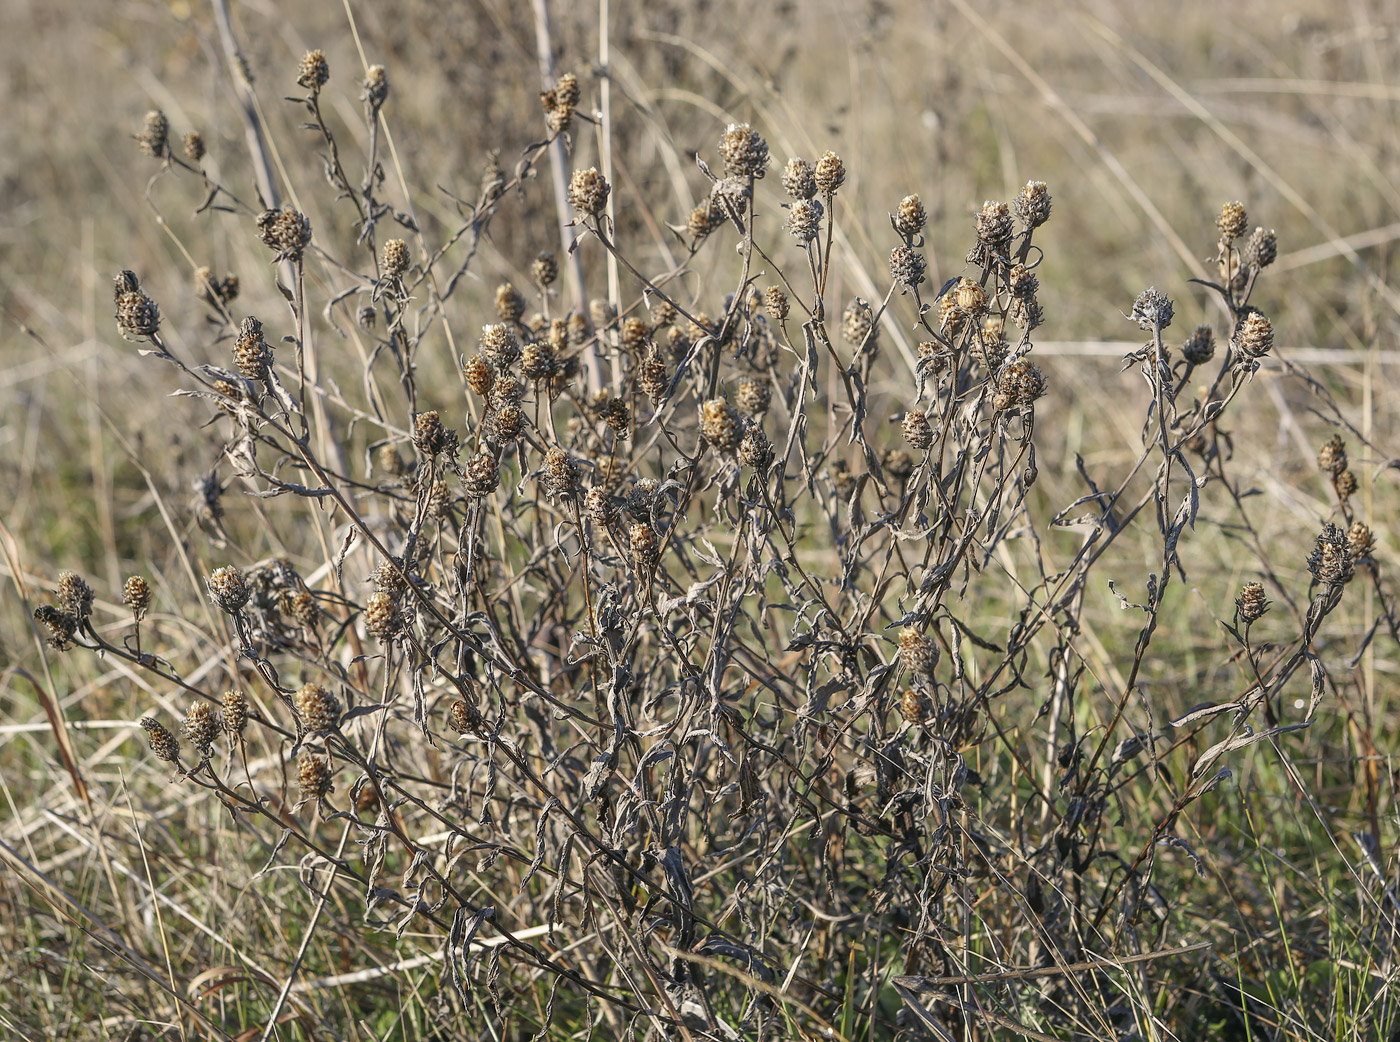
(2, 0, 1399, 1038)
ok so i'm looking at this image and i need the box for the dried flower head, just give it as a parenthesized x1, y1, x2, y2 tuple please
(222, 690, 248, 737)
(993, 358, 1047, 411)
(719, 123, 769, 178)
(463, 355, 495, 397)
(700, 397, 743, 451)
(1237, 582, 1269, 624)
(782, 157, 817, 200)
(181, 702, 219, 758)
(542, 448, 580, 498)
(1216, 201, 1248, 242)
(1316, 434, 1348, 477)
(137, 110, 169, 158)
(786, 198, 824, 243)
(975, 200, 1014, 246)
(883, 448, 914, 481)
(585, 486, 618, 525)
(375, 443, 408, 478)
(140, 717, 181, 764)
(114, 271, 160, 339)
(738, 424, 773, 468)
(234, 316, 273, 381)
(382, 238, 409, 280)
(183, 132, 205, 162)
(626, 478, 660, 520)
(902, 410, 934, 451)
(1234, 310, 1273, 359)
(492, 402, 525, 441)
(842, 299, 878, 348)
(687, 201, 721, 239)
(602, 397, 631, 437)
(638, 349, 669, 405)
(372, 557, 407, 598)
(123, 575, 152, 620)
(1347, 521, 1375, 560)
(954, 277, 989, 315)
(889, 245, 926, 287)
(568, 167, 610, 216)
(1245, 227, 1277, 268)
(1181, 325, 1216, 366)
(33, 606, 77, 650)
(764, 286, 789, 322)
(813, 151, 845, 194)
(495, 282, 526, 323)
(1335, 468, 1358, 503)
(297, 751, 333, 802)
(363, 64, 389, 106)
(1131, 287, 1174, 331)
(899, 626, 938, 677)
(521, 341, 558, 382)
(364, 591, 401, 642)
(206, 566, 250, 614)
(256, 207, 313, 262)
(532, 251, 558, 286)
(620, 316, 649, 355)
(448, 699, 480, 735)
(412, 411, 453, 456)
(1014, 181, 1052, 230)
(630, 523, 660, 568)
(899, 688, 931, 725)
(57, 571, 93, 623)
(735, 377, 771, 417)
(295, 682, 341, 734)
(297, 49, 330, 91)
(480, 323, 521, 370)
(1007, 264, 1038, 299)
(1308, 523, 1354, 587)
(894, 194, 927, 239)
(464, 450, 500, 497)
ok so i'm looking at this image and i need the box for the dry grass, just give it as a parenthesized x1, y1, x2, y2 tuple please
(2, 2, 1399, 1040)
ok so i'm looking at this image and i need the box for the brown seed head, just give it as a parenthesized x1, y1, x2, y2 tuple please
(993, 358, 1047, 411)
(782, 157, 817, 199)
(630, 523, 660, 568)
(1007, 264, 1038, 299)
(899, 626, 938, 677)
(206, 566, 250, 614)
(894, 194, 927, 239)
(1317, 435, 1348, 477)
(975, 200, 1014, 246)
(222, 690, 248, 736)
(620, 316, 649, 355)
(181, 702, 219, 757)
(183, 132, 205, 162)
(883, 448, 914, 480)
(735, 377, 771, 417)
(1182, 325, 1216, 366)
(1348, 521, 1375, 560)
(57, 571, 93, 623)
(137, 110, 168, 158)
(123, 575, 152, 620)
(114, 272, 161, 340)
(412, 411, 453, 456)
(1308, 523, 1354, 587)
(585, 486, 618, 525)
(140, 717, 181, 764)
(786, 198, 824, 242)
(1015, 180, 1052, 229)
(532, 251, 558, 286)
(463, 355, 494, 397)
(639, 348, 669, 405)
(602, 397, 631, 436)
(363, 64, 389, 106)
(1234, 311, 1273, 359)
(375, 443, 408, 478)
(480, 322, 521, 370)
(719, 123, 769, 178)
(889, 245, 926, 287)
(297, 49, 330, 91)
(364, 591, 401, 642)
(491, 402, 525, 441)
(494, 282, 526, 323)
(297, 751, 333, 801)
(234, 316, 273, 380)
(1216, 201, 1248, 242)
(568, 167, 610, 216)
(626, 478, 659, 520)
(1335, 468, 1358, 502)
(1131, 287, 1174, 331)
(954, 277, 988, 314)
(521, 341, 558, 382)
(33, 607, 77, 651)
(464, 450, 500, 497)
(256, 208, 312, 262)
(372, 558, 407, 598)
(542, 448, 579, 498)
(899, 688, 931, 725)
(1011, 295, 1044, 331)
(842, 298, 878, 347)
(1237, 582, 1269, 624)
(448, 699, 480, 734)
(738, 424, 773, 468)
(902, 410, 933, 451)
(813, 151, 845, 194)
(295, 682, 341, 734)
(382, 238, 409, 279)
(700, 397, 743, 451)
(1246, 227, 1277, 268)
(764, 286, 789, 322)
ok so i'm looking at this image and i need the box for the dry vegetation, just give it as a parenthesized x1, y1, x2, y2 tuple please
(2, 1, 1399, 1040)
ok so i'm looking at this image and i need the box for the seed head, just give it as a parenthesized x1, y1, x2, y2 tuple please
(602, 397, 631, 436)
(764, 286, 789, 322)
(364, 591, 401, 642)
(620, 316, 649, 355)
(954, 277, 988, 314)
(183, 132, 205, 162)
(902, 410, 933, 451)
(782, 157, 817, 199)
(1015, 181, 1052, 230)
(568, 167, 610, 216)
(630, 523, 660, 568)
(899, 688, 931, 725)
(491, 402, 525, 441)
(521, 341, 558, 382)
(412, 411, 454, 456)
(123, 575, 152, 620)
(137, 110, 169, 157)
(735, 377, 771, 417)
(687, 200, 721, 239)
(206, 566, 250, 614)
(719, 123, 769, 178)
(140, 717, 181, 764)
(464, 450, 500, 497)
(585, 486, 618, 525)
(638, 349, 669, 405)
(1181, 325, 1216, 366)
(1245, 227, 1277, 268)
(1011, 294, 1044, 331)
(842, 299, 878, 348)
(813, 151, 845, 194)
(463, 355, 494, 397)
(492, 374, 524, 407)
(297, 49, 330, 91)
(363, 64, 389, 107)
(114, 271, 160, 339)
(375, 443, 408, 478)
(883, 448, 914, 480)
(700, 397, 743, 451)
(899, 626, 938, 677)
(295, 682, 341, 734)
(1131, 287, 1174, 331)
(1348, 521, 1375, 560)
(222, 690, 248, 737)
(627, 479, 659, 520)
(894, 194, 927, 239)
(975, 200, 1014, 246)
(992, 358, 1047, 411)
(448, 699, 481, 735)
(1308, 523, 1354, 587)
(1317, 434, 1348, 477)
(1236, 582, 1269, 624)
(480, 323, 520, 370)
(889, 245, 926, 287)
(181, 702, 219, 757)
(1216, 201, 1248, 242)
(738, 424, 773, 468)
(57, 571, 93, 623)
(256, 208, 312, 262)
(382, 238, 409, 279)
(1336, 468, 1358, 503)
(495, 282, 526, 323)
(542, 448, 579, 498)
(297, 752, 333, 802)
(285, 590, 319, 628)
(1234, 311, 1273, 359)
(1007, 264, 1038, 299)
(33, 606, 77, 650)
(786, 197, 824, 242)
(234, 316, 273, 381)
(532, 251, 558, 286)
